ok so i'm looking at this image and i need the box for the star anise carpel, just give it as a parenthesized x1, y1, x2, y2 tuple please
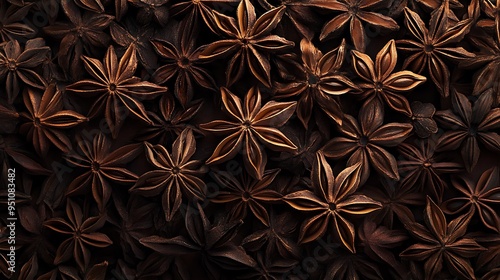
(199, 0, 294, 87)
(283, 152, 381, 252)
(66, 44, 168, 138)
(200, 86, 297, 180)
(351, 39, 426, 117)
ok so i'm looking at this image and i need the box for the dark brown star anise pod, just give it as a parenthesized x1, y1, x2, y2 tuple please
(66, 44, 168, 138)
(0, 2, 36, 41)
(151, 17, 216, 107)
(274, 38, 359, 127)
(200, 86, 297, 179)
(43, 0, 114, 81)
(0, 38, 50, 104)
(303, 0, 399, 51)
(210, 168, 282, 226)
(64, 132, 140, 211)
(238, 252, 297, 280)
(358, 220, 408, 278)
(199, 0, 294, 87)
(0, 135, 51, 175)
(322, 100, 413, 184)
(410, 101, 438, 138)
(140, 202, 256, 280)
(38, 260, 109, 280)
(435, 89, 500, 172)
(442, 167, 500, 232)
(323, 250, 384, 280)
(397, 2, 474, 97)
(129, 0, 170, 27)
(242, 210, 300, 259)
(398, 138, 462, 200)
(74, 0, 104, 13)
(44, 199, 113, 272)
(19, 84, 87, 156)
(351, 39, 426, 116)
(400, 197, 486, 280)
(130, 128, 207, 221)
(137, 94, 203, 144)
(283, 152, 381, 252)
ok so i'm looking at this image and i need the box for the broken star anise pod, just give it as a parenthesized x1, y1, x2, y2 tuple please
(66, 44, 168, 138)
(200, 86, 297, 180)
(199, 0, 294, 87)
(283, 152, 381, 252)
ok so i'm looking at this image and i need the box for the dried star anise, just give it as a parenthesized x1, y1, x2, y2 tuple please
(200, 86, 297, 179)
(66, 44, 167, 138)
(199, 0, 294, 87)
(284, 152, 381, 252)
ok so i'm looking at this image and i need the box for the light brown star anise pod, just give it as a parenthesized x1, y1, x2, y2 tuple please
(443, 167, 500, 232)
(200, 86, 297, 179)
(303, 0, 399, 51)
(400, 197, 486, 280)
(66, 44, 168, 138)
(44, 199, 113, 272)
(435, 89, 500, 172)
(64, 132, 140, 211)
(130, 128, 207, 221)
(0, 38, 50, 104)
(151, 17, 216, 107)
(199, 0, 294, 87)
(275, 38, 359, 127)
(19, 84, 87, 156)
(211, 168, 282, 226)
(397, 2, 474, 97)
(351, 39, 427, 116)
(283, 152, 381, 252)
(322, 100, 413, 184)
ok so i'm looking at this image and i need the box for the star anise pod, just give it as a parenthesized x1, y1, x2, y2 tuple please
(137, 94, 203, 144)
(66, 44, 167, 138)
(442, 167, 500, 232)
(151, 17, 216, 107)
(199, 0, 294, 87)
(140, 202, 256, 279)
(304, 0, 399, 51)
(19, 84, 87, 156)
(0, 135, 51, 175)
(398, 138, 462, 200)
(64, 132, 140, 211)
(0, 2, 36, 41)
(0, 38, 50, 104)
(435, 89, 500, 172)
(200, 86, 297, 179)
(211, 168, 282, 226)
(322, 100, 413, 184)
(38, 261, 109, 280)
(110, 19, 158, 71)
(323, 250, 384, 280)
(129, 0, 170, 26)
(397, 2, 474, 97)
(170, 0, 240, 32)
(400, 197, 486, 280)
(115, 254, 173, 280)
(130, 128, 207, 221)
(43, 0, 114, 81)
(0, 99, 18, 133)
(358, 220, 408, 278)
(274, 38, 359, 127)
(242, 210, 300, 260)
(351, 39, 427, 116)
(238, 252, 298, 280)
(74, 0, 104, 13)
(362, 178, 425, 229)
(44, 199, 113, 272)
(283, 152, 381, 252)
(410, 101, 438, 138)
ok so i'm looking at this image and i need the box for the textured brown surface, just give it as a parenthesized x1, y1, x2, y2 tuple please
(1, 0, 500, 279)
